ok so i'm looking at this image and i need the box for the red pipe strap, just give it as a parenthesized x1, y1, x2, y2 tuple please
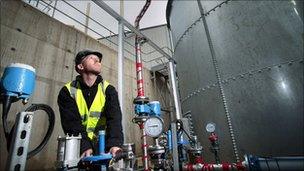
(136, 62, 143, 68)
(222, 163, 230, 171)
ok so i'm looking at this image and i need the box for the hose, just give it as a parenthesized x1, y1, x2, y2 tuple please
(2, 102, 55, 159)
(176, 120, 193, 143)
(24, 104, 55, 159)
(2, 95, 13, 139)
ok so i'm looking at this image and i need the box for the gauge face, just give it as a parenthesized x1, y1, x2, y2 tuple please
(206, 122, 216, 133)
(144, 116, 164, 138)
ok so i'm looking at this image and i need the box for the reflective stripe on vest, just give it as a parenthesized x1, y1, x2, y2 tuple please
(65, 80, 110, 140)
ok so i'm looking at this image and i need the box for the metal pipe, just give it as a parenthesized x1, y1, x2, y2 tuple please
(168, 28, 182, 121)
(182, 162, 246, 171)
(92, 0, 173, 60)
(118, 1, 126, 142)
(134, 1, 151, 169)
(140, 124, 149, 171)
(171, 122, 180, 171)
(168, 60, 182, 121)
(134, 0, 151, 98)
(135, 37, 145, 98)
(134, 0, 151, 28)
(244, 155, 304, 171)
(84, 2, 91, 34)
(118, 24, 125, 142)
(168, 28, 180, 171)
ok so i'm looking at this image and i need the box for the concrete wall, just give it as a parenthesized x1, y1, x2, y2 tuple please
(0, 1, 170, 170)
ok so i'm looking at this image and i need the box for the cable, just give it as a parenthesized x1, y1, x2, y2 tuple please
(3, 102, 55, 159)
(176, 120, 193, 143)
(24, 104, 55, 159)
(2, 96, 13, 139)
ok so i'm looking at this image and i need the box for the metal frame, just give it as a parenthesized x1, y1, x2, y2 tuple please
(91, 1, 182, 170)
(92, 0, 172, 60)
(6, 112, 34, 171)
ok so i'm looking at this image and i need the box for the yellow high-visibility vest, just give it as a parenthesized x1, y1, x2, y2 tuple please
(65, 80, 110, 140)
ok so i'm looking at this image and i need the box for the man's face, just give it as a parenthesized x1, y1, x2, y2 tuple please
(77, 54, 102, 75)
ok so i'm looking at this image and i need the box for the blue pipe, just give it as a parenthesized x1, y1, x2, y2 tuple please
(167, 130, 172, 151)
(99, 130, 105, 154)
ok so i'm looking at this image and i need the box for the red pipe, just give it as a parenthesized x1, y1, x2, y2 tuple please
(134, 0, 151, 98)
(182, 162, 246, 171)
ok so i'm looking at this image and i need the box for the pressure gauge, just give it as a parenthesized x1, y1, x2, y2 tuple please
(144, 116, 164, 138)
(205, 122, 216, 133)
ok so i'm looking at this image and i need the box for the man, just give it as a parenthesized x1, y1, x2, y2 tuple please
(58, 49, 123, 157)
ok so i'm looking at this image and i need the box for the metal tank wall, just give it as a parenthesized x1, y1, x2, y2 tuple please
(167, 0, 303, 162)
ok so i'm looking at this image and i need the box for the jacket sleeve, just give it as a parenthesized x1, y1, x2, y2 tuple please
(104, 85, 124, 151)
(57, 86, 92, 153)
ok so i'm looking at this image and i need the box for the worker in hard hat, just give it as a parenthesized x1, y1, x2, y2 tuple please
(57, 49, 123, 157)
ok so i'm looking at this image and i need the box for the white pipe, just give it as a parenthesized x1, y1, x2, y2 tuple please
(118, 0, 125, 142)
(167, 28, 182, 121)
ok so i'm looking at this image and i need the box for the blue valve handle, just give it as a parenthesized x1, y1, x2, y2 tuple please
(99, 130, 105, 154)
(79, 130, 112, 167)
(81, 154, 112, 162)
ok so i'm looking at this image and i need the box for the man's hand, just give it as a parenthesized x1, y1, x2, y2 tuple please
(109, 146, 122, 157)
(81, 148, 93, 158)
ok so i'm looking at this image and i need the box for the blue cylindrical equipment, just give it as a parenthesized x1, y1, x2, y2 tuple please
(1, 63, 36, 100)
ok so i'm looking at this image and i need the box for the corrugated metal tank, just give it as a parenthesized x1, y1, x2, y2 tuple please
(167, 0, 303, 162)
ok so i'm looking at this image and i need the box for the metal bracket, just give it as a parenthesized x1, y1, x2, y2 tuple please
(6, 112, 34, 171)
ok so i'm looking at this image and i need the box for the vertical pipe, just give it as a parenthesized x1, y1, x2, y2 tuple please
(171, 122, 180, 171)
(99, 130, 105, 154)
(84, 2, 91, 34)
(168, 29, 182, 121)
(135, 37, 145, 98)
(140, 124, 149, 171)
(168, 28, 181, 171)
(168, 61, 182, 121)
(118, 0, 125, 142)
(153, 70, 157, 95)
(134, 0, 151, 98)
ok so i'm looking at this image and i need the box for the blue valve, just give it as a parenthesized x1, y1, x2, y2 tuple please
(149, 101, 161, 116)
(134, 101, 161, 116)
(79, 130, 112, 169)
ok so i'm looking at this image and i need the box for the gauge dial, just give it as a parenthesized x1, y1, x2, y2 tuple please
(206, 122, 216, 133)
(144, 116, 164, 138)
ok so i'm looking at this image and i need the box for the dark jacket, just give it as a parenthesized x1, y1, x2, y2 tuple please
(57, 75, 123, 153)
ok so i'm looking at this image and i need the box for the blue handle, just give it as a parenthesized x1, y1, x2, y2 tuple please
(99, 130, 105, 154)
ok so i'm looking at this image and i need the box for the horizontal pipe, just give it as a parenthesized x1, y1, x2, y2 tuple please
(182, 155, 304, 171)
(245, 155, 304, 171)
(183, 162, 246, 171)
